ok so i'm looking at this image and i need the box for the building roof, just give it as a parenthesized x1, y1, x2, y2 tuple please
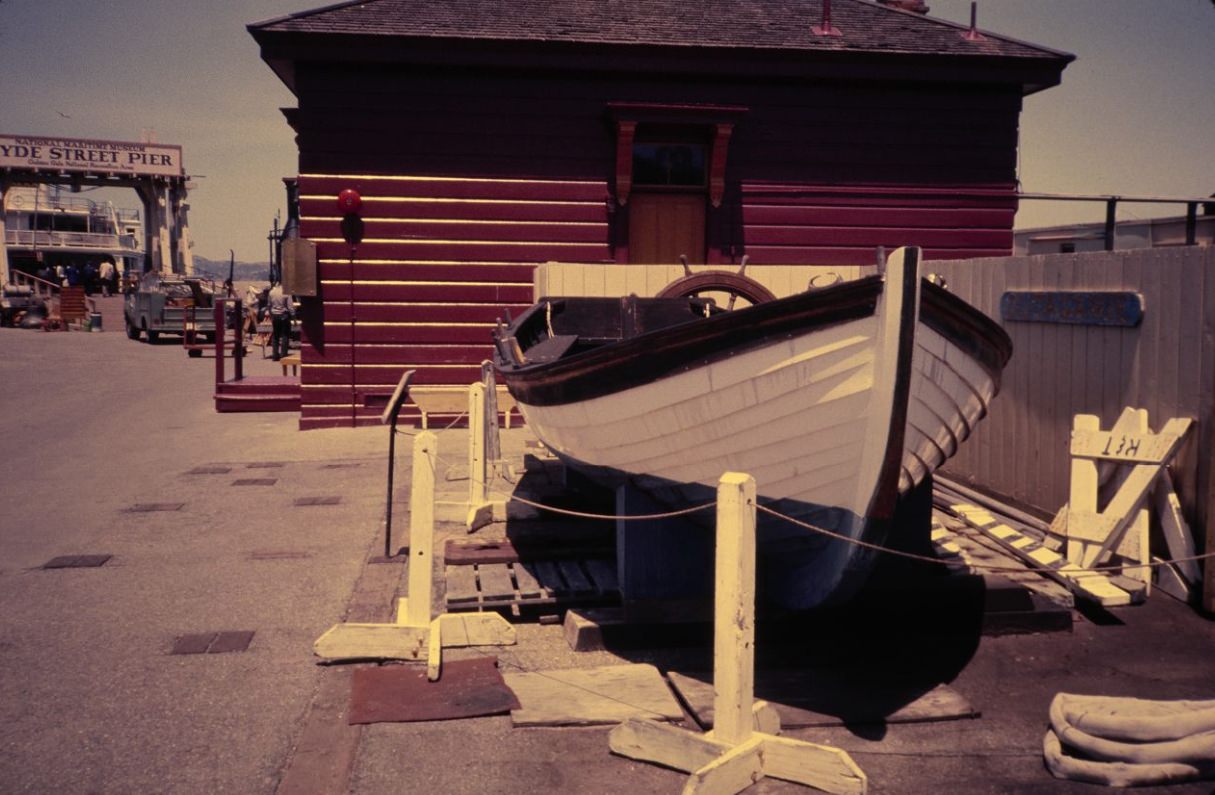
(250, 0, 1071, 62)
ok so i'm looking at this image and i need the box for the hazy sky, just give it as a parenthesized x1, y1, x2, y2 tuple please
(2, 0, 1212, 262)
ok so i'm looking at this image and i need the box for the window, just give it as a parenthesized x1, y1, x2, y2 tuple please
(607, 102, 747, 208)
(632, 142, 707, 188)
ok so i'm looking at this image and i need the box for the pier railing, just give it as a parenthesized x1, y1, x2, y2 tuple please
(4, 229, 141, 255)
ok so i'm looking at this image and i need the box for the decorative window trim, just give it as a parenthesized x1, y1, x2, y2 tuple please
(607, 102, 748, 208)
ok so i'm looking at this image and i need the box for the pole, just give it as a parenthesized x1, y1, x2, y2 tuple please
(469, 382, 488, 507)
(713, 471, 757, 745)
(407, 431, 438, 626)
(382, 370, 416, 559)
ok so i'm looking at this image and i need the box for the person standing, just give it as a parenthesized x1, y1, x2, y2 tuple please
(266, 282, 294, 361)
(241, 283, 262, 345)
(99, 260, 115, 297)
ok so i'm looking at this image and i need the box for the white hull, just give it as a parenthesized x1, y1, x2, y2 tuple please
(516, 317, 996, 511)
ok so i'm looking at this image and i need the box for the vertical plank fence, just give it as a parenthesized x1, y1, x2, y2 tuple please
(928, 247, 1215, 610)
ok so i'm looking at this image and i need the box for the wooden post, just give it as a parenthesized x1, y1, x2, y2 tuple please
(468, 382, 488, 506)
(407, 431, 437, 628)
(313, 427, 516, 663)
(608, 471, 866, 794)
(713, 472, 757, 746)
(213, 299, 225, 385)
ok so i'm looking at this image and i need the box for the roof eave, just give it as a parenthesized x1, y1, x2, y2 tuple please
(250, 29, 1070, 96)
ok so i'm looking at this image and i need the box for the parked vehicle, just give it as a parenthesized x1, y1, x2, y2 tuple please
(124, 271, 218, 350)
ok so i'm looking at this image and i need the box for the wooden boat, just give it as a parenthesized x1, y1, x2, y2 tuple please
(493, 247, 1011, 608)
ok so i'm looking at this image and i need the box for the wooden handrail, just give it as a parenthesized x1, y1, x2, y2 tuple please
(8, 270, 61, 301)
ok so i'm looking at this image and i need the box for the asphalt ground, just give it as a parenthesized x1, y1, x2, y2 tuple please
(2, 323, 1214, 794)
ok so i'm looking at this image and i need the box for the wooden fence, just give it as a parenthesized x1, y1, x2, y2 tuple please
(928, 246, 1215, 610)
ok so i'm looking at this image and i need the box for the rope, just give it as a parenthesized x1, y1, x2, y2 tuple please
(756, 502, 1215, 575)
(503, 491, 715, 522)
(393, 409, 470, 438)
(468, 482, 1215, 576)
(754, 503, 1048, 574)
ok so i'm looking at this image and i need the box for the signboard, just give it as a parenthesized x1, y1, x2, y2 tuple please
(0, 134, 184, 178)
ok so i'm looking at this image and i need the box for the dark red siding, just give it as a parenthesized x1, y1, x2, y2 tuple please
(290, 65, 1024, 428)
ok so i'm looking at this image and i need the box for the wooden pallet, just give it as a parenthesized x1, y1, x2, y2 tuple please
(445, 558, 620, 614)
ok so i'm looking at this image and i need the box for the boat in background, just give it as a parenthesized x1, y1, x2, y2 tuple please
(494, 247, 1012, 609)
(2, 184, 144, 280)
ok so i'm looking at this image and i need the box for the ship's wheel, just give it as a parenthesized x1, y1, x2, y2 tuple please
(655, 255, 776, 310)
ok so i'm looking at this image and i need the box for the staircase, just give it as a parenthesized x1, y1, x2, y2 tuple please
(214, 376, 301, 413)
(57, 287, 89, 329)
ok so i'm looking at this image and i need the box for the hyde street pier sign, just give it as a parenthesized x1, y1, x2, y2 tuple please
(0, 134, 184, 179)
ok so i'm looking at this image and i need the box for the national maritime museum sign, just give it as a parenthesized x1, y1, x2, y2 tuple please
(0, 134, 184, 178)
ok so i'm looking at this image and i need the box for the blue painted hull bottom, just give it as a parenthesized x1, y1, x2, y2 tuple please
(561, 456, 893, 610)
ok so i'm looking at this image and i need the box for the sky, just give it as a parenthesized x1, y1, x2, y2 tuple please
(1, 0, 1212, 263)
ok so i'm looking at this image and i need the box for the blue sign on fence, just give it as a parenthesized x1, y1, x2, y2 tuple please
(1000, 291, 1144, 327)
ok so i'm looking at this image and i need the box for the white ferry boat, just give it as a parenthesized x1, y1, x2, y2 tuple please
(3, 184, 144, 283)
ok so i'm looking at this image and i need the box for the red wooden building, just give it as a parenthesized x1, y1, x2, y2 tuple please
(249, 0, 1071, 429)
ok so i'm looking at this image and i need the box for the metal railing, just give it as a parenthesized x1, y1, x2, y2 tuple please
(4, 229, 142, 254)
(1018, 192, 1214, 251)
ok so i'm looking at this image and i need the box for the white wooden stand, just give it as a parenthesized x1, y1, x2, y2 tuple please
(609, 473, 867, 794)
(1057, 408, 1197, 600)
(314, 431, 515, 669)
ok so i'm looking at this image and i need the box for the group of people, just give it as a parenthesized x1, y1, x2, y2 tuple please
(225, 280, 295, 361)
(35, 260, 120, 296)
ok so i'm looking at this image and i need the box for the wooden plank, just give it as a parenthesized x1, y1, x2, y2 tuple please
(950, 505, 1135, 607)
(583, 558, 620, 594)
(609, 718, 728, 775)
(1066, 414, 1102, 565)
(555, 560, 593, 594)
(1071, 426, 1189, 464)
(504, 663, 683, 726)
(667, 671, 977, 729)
(759, 735, 868, 795)
(437, 612, 516, 647)
(444, 538, 519, 565)
(683, 736, 765, 794)
(312, 623, 427, 661)
(476, 563, 516, 603)
(608, 719, 866, 795)
(511, 562, 547, 599)
(529, 559, 567, 593)
(1155, 484, 1200, 585)
(444, 564, 479, 605)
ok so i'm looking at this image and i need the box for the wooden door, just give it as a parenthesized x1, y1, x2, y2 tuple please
(628, 193, 706, 264)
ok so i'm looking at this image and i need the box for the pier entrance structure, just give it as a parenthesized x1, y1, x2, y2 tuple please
(0, 134, 193, 287)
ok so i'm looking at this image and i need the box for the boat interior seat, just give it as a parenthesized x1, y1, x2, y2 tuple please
(525, 334, 580, 364)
